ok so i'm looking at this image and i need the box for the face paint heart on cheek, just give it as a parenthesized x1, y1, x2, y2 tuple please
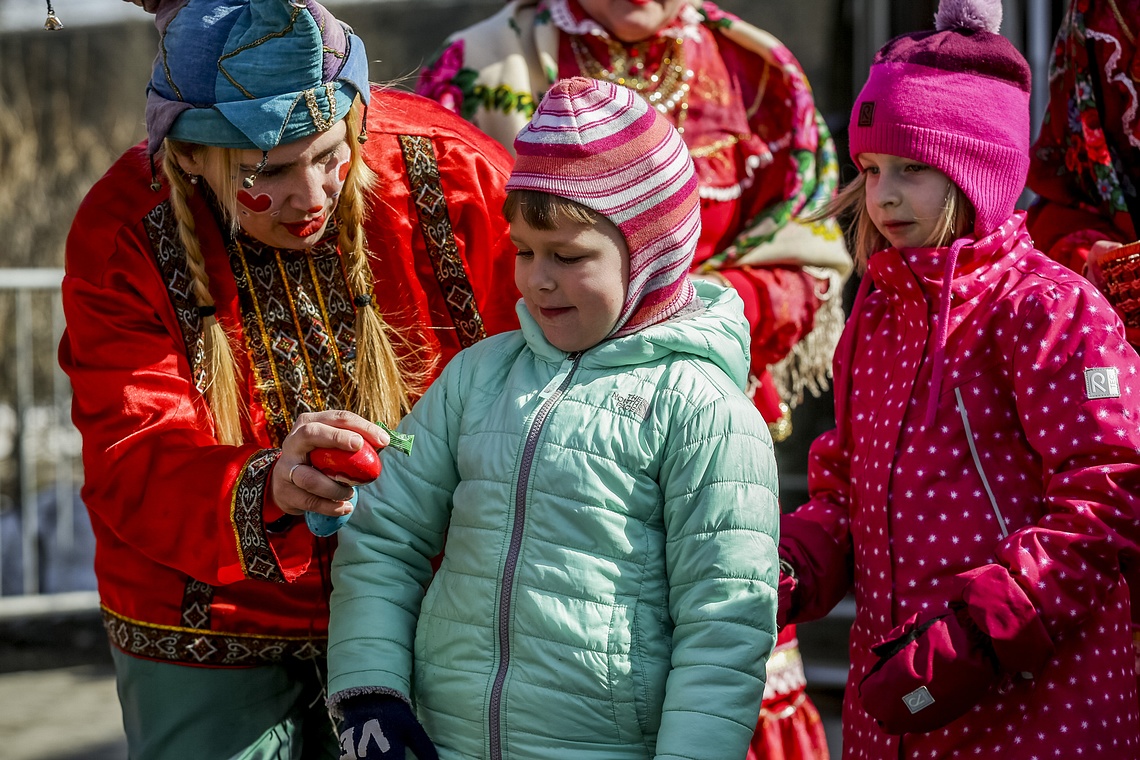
(237, 190, 274, 214)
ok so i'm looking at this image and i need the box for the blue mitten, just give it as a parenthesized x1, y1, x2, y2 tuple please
(337, 694, 438, 760)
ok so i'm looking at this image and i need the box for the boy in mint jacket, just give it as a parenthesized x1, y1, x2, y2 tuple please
(326, 78, 781, 760)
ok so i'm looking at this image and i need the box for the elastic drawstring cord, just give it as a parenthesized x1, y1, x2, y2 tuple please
(923, 236, 970, 429)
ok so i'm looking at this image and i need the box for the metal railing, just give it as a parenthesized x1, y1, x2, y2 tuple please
(0, 268, 95, 617)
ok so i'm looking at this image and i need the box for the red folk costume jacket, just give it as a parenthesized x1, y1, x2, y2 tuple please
(783, 215, 1140, 757)
(59, 88, 519, 667)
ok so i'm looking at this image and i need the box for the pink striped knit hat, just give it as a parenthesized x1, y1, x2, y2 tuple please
(848, 0, 1031, 236)
(507, 77, 701, 338)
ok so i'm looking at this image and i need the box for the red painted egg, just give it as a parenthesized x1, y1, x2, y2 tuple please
(310, 445, 381, 485)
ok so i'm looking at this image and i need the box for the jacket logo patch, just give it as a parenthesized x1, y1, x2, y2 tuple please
(858, 102, 875, 127)
(1084, 367, 1120, 399)
(611, 392, 651, 421)
(903, 686, 935, 714)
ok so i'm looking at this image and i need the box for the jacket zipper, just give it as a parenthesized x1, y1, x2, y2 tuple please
(953, 387, 1009, 538)
(488, 352, 583, 760)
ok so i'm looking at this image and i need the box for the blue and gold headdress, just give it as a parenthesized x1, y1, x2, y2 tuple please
(143, 0, 370, 156)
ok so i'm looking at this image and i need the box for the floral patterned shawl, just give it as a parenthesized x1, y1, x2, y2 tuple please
(416, 0, 851, 277)
(1027, 0, 1140, 265)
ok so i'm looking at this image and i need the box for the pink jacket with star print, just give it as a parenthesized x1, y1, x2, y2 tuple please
(783, 212, 1140, 758)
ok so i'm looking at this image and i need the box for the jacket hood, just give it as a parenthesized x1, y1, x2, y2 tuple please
(516, 280, 751, 389)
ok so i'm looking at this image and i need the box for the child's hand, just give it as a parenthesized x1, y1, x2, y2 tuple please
(857, 607, 999, 734)
(337, 694, 439, 760)
(776, 554, 797, 629)
(858, 564, 1053, 735)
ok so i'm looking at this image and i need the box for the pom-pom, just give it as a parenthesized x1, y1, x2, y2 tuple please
(934, 0, 1002, 34)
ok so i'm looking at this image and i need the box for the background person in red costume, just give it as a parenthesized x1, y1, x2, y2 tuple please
(415, 3, 853, 757)
(1027, 0, 1140, 348)
(1027, 0, 1140, 350)
(779, 0, 1140, 756)
(58, 0, 518, 757)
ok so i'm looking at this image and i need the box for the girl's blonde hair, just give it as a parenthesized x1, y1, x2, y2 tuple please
(161, 100, 424, 445)
(814, 169, 974, 273)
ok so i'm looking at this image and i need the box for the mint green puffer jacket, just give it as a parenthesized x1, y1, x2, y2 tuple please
(328, 283, 780, 760)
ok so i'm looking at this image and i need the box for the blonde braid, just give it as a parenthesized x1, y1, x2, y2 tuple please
(162, 147, 246, 446)
(339, 102, 431, 426)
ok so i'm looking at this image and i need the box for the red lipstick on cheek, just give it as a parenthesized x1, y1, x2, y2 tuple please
(282, 214, 327, 238)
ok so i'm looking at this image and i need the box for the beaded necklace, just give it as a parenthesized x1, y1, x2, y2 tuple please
(570, 35, 693, 133)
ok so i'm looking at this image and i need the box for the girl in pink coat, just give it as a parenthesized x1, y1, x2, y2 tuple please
(778, 0, 1140, 757)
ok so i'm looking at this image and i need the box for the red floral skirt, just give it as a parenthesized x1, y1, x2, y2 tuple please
(747, 626, 830, 760)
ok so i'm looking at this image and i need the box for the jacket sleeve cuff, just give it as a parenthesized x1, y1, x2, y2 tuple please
(243, 454, 312, 582)
(959, 564, 1054, 676)
(779, 513, 851, 624)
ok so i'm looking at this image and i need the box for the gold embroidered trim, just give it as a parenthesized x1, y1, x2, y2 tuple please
(759, 691, 807, 721)
(306, 253, 351, 389)
(303, 83, 338, 132)
(398, 134, 487, 349)
(689, 134, 747, 160)
(762, 640, 808, 702)
(232, 239, 291, 432)
(143, 202, 209, 394)
(1105, 0, 1135, 45)
(275, 249, 326, 411)
(180, 578, 215, 629)
(228, 233, 353, 445)
(102, 605, 324, 666)
(229, 448, 286, 582)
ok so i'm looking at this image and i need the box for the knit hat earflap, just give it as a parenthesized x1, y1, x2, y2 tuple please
(506, 77, 701, 339)
(143, 0, 370, 155)
(848, 0, 1031, 236)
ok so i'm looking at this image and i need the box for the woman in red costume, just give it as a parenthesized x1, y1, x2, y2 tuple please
(1027, 0, 1140, 348)
(415, 1, 852, 757)
(58, 1, 518, 757)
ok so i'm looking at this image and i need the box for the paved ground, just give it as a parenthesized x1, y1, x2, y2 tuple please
(0, 663, 126, 760)
(0, 614, 844, 759)
(0, 666, 841, 760)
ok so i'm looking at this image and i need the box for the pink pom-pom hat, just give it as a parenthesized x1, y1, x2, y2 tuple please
(848, 0, 1031, 236)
